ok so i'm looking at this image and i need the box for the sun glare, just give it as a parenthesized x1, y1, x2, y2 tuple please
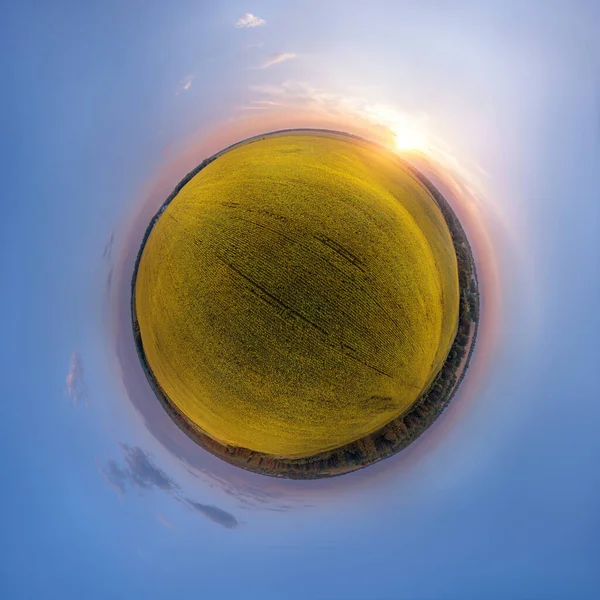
(391, 121, 430, 152)
(363, 104, 431, 153)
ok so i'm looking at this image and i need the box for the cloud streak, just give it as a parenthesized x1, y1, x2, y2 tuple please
(248, 83, 286, 95)
(235, 13, 266, 28)
(102, 232, 114, 260)
(258, 53, 297, 69)
(66, 351, 88, 407)
(183, 499, 238, 529)
(100, 445, 239, 529)
(100, 444, 179, 494)
(176, 75, 194, 95)
(155, 513, 178, 532)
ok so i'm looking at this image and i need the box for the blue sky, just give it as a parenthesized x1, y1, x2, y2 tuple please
(1, 1, 599, 598)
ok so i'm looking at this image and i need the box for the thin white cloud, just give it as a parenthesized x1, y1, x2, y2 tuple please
(235, 13, 266, 28)
(248, 83, 286, 95)
(246, 80, 345, 110)
(240, 99, 284, 111)
(258, 53, 297, 70)
(176, 74, 194, 95)
(253, 99, 283, 106)
(66, 351, 88, 407)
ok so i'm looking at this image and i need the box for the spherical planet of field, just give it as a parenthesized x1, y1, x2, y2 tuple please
(134, 131, 460, 460)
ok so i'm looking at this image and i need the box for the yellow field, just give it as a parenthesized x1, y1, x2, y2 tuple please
(135, 133, 459, 458)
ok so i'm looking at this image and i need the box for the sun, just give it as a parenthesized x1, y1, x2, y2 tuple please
(363, 104, 431, 153)
(387, 114, 431, 152)
(391, 121, 430, 152)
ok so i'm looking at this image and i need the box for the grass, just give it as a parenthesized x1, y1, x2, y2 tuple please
(134, 133, 459, 458)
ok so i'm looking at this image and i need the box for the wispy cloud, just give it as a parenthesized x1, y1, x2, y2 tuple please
(102, 232, 114, 260)
(176, 74, 194, 95)
(100, 444, 179, 494)
(248, 83, 286, 95)
(155, 513, 178, 532)
(235, 13, 266, 28)
(258, 53, 297, 69)
(66, 351, 88, 407)
(182, 499, 238, 529)
(98, 460, 128, 495)
(239, 106, 271, 111)
(100, 445, 240, 529)
(239, 100, 283, 111)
